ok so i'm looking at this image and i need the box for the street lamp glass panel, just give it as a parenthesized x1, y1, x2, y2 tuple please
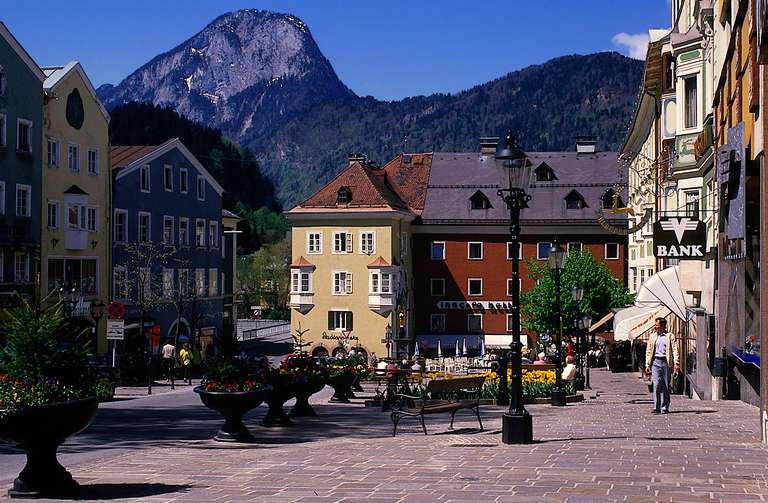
(582, 316, 592, 329)
(494, 131, 531, 191)
(548, 243, 565, 270)
(571, 284, 584, 301)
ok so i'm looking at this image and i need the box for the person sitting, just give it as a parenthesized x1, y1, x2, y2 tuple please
(411, 360, 422, 372)
(399, 359, 412, 370)
(533, 352, 548, 365)
(562, 355, 577, 381)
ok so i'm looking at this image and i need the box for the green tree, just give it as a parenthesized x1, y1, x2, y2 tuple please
(237, 239, 290, 314)
(521, 250, 633, 334)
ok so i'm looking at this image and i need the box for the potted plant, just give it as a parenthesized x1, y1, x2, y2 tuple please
(285, 353, 328, 417)
(261, 365, 298, 427)
(327, 357, 356, 403)
(0, 298, 110, 498)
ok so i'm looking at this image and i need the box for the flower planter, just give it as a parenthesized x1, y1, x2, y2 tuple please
(328, 373, 355, 403)
(261, 384, 296, 427)
(291, 377, 327, 417)
(194, 385, 271, 442)
(0, 396, 99, 499)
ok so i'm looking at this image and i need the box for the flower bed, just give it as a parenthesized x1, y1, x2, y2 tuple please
(415, 369, 574, 400)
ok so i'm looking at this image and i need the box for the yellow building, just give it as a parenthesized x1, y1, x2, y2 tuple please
(285, 155, 431, 360)
(41, 62, 110, 353)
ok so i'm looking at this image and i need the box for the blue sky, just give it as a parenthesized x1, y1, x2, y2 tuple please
(3, 1, 669, 101)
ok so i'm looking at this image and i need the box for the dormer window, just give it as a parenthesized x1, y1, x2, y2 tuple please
(337, 187, 352, 204)
(602, 189, 624, 209)
(565, 190, 588, 210)
(469, 190, 492, 210)
(534, 162, 557, 182)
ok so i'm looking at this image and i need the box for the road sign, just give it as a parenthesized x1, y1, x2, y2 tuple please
(107, 301, 125, 320)
(106, 319, 125, 340)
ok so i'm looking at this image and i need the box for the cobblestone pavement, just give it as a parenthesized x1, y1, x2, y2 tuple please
(20, 369, 768, 503)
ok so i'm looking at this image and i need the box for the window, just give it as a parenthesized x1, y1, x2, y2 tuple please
(86, 207, 97, 232)
(113, 267, 127, 299)
(16, 119, 31, 153)
(430, 314, 446, 332)
(535, 163, 556, 182)
(506, 278, 523, 296)
(291, 271, 313, 293)
(87, 149, 98, 175)
(0, 114, 6, 147)
(537, 242, 552, 260)
(15, 184, 30, 217)
(209, 269, 218, 296)
(506, 314, 515, 332)
(685, 191, 699, 219)
(195, 269, 206, 296)
(684, 76, 698, 129)
(180, 168, 188, 193)
(328, 310, 353, 331)
(431, 241, 445, 260)
(209, 221, 219, 248)
(47, 201, 59, 229)
(565, 190, 588, 209)
(197, 176, 205, 200)
(163, 269, 174, 298)
(67, 143, 79, 171)
(47, 139, 59, 168)
(568, 242, 582, 254)
(468, 278, 483, 296)
(67, 205, 79, 229)
(307, 232, 322, 254)
(605, 243, 620, 260)
(360, 231, 375, 255)
(333, 231, 353, 253)
(470, 191, 492, 210)
(0, 181, 4, 214)
(468, 242, 483, 260)
(163, 216, 174, 244)
(138, 212, 151, 242)
(196, 219, 206, 247)
(114, 210, 127, 243)
(164, 165, 173, 191)
(506, 242, 523, 260)
(430, 278, 445, 296)
(14, 253, 29, 282)
(333, 271, 353, 294)
(467, 314, 483, 332)
(179, 218, 189, 246)
(336, 187, 352, 204)
(602, 190, 624, 210)
(369, 271, 392, 294)
(140, 165, 150, 192)
(60, 259, 96, 298)
(300, 272, 310, 292)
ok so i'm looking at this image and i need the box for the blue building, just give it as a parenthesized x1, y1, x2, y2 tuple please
(0, 22, 44, 304)
(111, 138, 225, 352)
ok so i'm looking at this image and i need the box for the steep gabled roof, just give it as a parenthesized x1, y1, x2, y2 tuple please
(42, 61, 110, 122)
(381, 153, 433, 213)
(290, 256, 315, 268)
(0, 22, 45, 82)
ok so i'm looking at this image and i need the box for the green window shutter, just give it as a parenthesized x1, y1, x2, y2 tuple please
(348, 311, 353, 331)
(328, 311, 334, 330)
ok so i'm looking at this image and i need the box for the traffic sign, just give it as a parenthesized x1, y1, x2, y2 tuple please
(106, 319, 125, 340)
(107, 301, 125, 320)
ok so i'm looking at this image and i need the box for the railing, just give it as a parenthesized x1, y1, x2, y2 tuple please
(240, 320, 291, 342)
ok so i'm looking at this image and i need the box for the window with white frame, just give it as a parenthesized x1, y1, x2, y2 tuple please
(0, 181, 4, 214)
(431, 241, 445, 260)
(468, 278, 483, 296)
(138, 212, 151, 242)
(16, 119, 31, 153)
(537, 242, 552, 260)
(196, 219, 206, 247)
(197, 176, 205, 200)
(0, 113, 6, 147)
(164, 165, 173, 191)
(209, 269, 218, 296)
(113, 267, 127, 299)
(195, 269, 206, 296)
(467, 313, 482, 332)
(568, 242, 583, 254)
(333, 271, 353, 294)
(47, 201, 58, 229)
(506, 278, 523, 296)
(328, 310, 353, 331)
(333, 231, 352, 253)
(14, 253, 29, 282)
(68, 143, 79, 171)
(291, 271, 313, 293)
(506, 242, 523, 260)
(684, 75, 698, 129)
(307, 232, 322, 254)
(360, 231, 375, 255)
(684, 190, 699, 219)
(179, 217, 189, 245)
(506, 314, 515, 332)
(430, 278, 445, 296)
(86, 207, 97, 232)
(209, 221, 219, 248)
(180, 168, 188, 193)
(140, 165, 150, 192)
(605, 243, 620, 260)
(468, 241, 483, 260)
(47, 138, 59, 168)
(163, 269, 174, 298)
(15, 184, 30, 217)
(369, 271, 392, 294)
(430, 314, 446, 332)
(114, 209, 127, 243)
(163, 216, 174, 244)
(87, 149, 98, 175)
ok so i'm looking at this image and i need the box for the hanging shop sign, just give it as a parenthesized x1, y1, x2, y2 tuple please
(652, 217, 706, 259)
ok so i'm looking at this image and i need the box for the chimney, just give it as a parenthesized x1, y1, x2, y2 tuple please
(348, 153, 367, 165)
(575, 136, 598, 154)
(480, 137, 499, 155)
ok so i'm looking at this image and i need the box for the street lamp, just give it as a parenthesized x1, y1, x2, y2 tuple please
(385, 323, 392, 360)
(495, 130, 533, 444)
(571, 284, 585, 391)
(576, 314, 593, 389)
(548, 240, 567, 407)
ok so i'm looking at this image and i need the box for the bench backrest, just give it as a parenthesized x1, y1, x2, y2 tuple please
(426, 376, 485, 394)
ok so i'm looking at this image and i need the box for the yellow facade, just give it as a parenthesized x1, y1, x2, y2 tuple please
(288, 215, 413, 360)
(41, 63, 110, 353)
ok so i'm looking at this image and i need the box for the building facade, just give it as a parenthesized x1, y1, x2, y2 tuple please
(0, 22, 44, 305)
(41, 62, 111, 352)
(111, 139, 225, 352)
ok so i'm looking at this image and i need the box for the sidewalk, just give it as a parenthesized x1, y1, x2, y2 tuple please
(114, 381, 197, 398)
(38, 368, 768, 502)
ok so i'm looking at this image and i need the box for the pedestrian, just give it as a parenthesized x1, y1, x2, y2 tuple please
(161, 341, 176, 383)
(179, 343, 192, 384)
(562, 355, 577, 381)
(644, 317, 680, 414)
(533, 352, 547, 365)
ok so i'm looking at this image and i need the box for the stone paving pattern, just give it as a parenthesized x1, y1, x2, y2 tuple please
(25, 369, 768, 502)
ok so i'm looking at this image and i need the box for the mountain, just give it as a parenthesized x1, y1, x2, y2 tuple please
(98, 9, 353, 144)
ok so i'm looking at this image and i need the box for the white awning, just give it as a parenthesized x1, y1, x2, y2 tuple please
(613, 305, 670, 341)
(484, 334, 529, 348)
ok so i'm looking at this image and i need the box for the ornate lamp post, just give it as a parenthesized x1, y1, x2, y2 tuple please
(577, 314, 593, 389)
(548, 241, 567, 407)
(570, 284, 585, 391)
(495, 131, 533, 444)
(384, 323, 392, 360)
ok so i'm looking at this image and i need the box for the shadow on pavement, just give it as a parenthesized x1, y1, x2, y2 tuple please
(60, 483, 191, 500)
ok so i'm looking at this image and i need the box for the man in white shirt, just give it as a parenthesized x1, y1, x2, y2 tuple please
(644, 318, 680, 414)
(562, 355, 577, 381)
(162, 342, 176, 382)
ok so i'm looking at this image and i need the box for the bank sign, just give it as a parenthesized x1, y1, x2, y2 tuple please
(652, 217, 707, 259)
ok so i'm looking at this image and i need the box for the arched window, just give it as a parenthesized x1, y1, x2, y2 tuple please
(564, 190, 588, 209)
(534, 162, 557, 182)
(337, 187, 352, 204)
(469, 190, 492, 210)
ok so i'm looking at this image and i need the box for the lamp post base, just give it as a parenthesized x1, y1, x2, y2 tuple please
(501, 412, 533, 444)
(550, 388, 567, 407)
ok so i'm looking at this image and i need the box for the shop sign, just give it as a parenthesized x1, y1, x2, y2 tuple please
(652, 217, 706, 259)
(322, 331, 359, 341)
(437, 301, 514, 311)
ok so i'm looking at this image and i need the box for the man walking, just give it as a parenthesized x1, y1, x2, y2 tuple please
(644, 318, 680, 414)
(162, 341, 176, 384)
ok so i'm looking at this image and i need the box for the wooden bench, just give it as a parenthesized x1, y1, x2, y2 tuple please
(390, 376, 485, 436)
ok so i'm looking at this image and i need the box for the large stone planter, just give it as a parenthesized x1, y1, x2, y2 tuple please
(261, 381, 296, 428)
(328, 372, 355, 403)
(291, 376, 327, 417)
(194, 385, 272, 442)
(0, 396, 99, 498)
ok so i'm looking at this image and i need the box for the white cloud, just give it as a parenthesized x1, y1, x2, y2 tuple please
(612, 32, 650, 60)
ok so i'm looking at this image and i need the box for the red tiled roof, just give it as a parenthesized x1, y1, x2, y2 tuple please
(290, 256, 315, 268)
(367, 256, 392, 268)
(381, 153, 433, 213)
(111, 145, 160, 169)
